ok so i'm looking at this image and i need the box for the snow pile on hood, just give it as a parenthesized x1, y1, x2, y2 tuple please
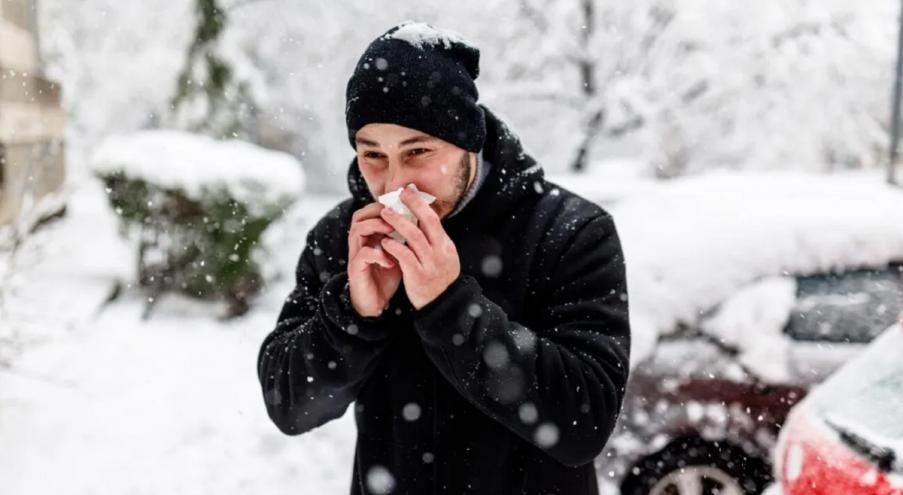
(89, 130, 306, 206)
(604, 170, 903, 364)
(385, 21, 471, 50)
(700, 276, 798, 381)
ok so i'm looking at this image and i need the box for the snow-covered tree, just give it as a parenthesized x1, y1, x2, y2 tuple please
(482, 0, 898, 176)
(168, 0, 262, 141)
(37, 0, 900, 183)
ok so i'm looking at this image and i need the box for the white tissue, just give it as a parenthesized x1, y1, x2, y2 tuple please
(377, 184, 436, 244)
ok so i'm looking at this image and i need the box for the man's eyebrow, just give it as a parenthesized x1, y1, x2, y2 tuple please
(355, 135, 437, 147)
(399, 135, 437, 146)
(355, 137, 379, 147)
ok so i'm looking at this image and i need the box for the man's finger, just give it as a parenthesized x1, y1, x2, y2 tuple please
(399, 185, 444, 245)
(380, 208, 431, 265)
(351, 202, 385, 223)
(380, 237, 421, 273)
(349, 203, 391, 259)
(351, 218, 394, 241)
(350, 218, 395, 253)
(355, 245, 396, 270)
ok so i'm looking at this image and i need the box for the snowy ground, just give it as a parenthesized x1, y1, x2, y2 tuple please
(0, 175, 357, 494)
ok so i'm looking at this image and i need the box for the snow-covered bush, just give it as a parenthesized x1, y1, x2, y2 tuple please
(91, 130, 305, 318)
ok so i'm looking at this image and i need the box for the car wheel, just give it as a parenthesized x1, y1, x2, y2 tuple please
(620, 436, 772, 495)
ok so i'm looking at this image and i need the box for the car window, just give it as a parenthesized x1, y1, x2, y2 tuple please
(784, 264, 903, 343)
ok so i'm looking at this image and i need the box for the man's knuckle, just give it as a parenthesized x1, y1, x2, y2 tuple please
(411, 229, 427, 244)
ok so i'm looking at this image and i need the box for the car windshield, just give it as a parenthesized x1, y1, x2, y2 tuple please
(808, 325, 903, 453)
(784, 265, 903, 343)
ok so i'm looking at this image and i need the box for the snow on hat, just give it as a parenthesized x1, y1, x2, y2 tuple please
(345, 21, 486, 153)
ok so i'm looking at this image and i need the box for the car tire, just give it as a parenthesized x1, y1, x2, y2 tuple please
(620, 436, 773, 495)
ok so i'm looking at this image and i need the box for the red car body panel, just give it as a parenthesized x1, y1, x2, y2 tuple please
(778, 392, 903, 495)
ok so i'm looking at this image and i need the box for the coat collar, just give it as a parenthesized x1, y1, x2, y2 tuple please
(345, 104, 544, 230)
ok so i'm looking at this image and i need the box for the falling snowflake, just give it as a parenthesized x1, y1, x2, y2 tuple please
(402, 402, 421, 421)
(467, 303, 483, 318)
(481, 255, 503, 277)
(482, 341, 509, 369)
(519, 402, 538, 424)
(366, 465, 396, 494)
(533, 181, 544, 194)
(534, 422, 559, 448)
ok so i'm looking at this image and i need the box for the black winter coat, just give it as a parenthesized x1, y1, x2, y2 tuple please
(257, 105, 631, 495)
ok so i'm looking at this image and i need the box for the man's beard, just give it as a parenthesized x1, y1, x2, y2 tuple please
(437, 151, 473, 218)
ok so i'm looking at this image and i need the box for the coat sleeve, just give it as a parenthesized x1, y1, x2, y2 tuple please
(411, 213, 630, 468)
(257, 229, 399, 436)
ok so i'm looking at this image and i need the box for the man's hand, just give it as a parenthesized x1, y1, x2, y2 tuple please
(379, 184, 461, 310)
(347, 202, 403, 317)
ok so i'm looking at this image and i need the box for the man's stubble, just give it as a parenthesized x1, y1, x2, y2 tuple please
(437, 151, 474, 219)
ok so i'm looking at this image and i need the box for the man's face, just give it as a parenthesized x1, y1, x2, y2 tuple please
(355, 123, 476, 219)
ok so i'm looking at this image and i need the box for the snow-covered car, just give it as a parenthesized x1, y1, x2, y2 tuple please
(558, 171, 903, 495)
(773, 320, 903, 495)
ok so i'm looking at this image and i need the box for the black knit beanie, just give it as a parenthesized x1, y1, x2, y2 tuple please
(345, 21, 486, 153)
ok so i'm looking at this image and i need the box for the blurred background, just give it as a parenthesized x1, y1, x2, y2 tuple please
(1, 1, 902, 494)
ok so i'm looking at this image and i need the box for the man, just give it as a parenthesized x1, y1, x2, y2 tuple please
(257, 21, 631, 495)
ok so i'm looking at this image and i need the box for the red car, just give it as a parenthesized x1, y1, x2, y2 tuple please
(775, 319, 903, 495)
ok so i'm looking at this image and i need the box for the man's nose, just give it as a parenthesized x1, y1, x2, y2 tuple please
(384, 165, 417, 194)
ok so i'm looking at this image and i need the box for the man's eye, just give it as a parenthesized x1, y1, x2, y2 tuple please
(409, 148, 429, 156)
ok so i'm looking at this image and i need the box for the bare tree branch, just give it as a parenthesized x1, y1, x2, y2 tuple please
(517, 0, 550, 33)
(223, 0, 276, 12)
